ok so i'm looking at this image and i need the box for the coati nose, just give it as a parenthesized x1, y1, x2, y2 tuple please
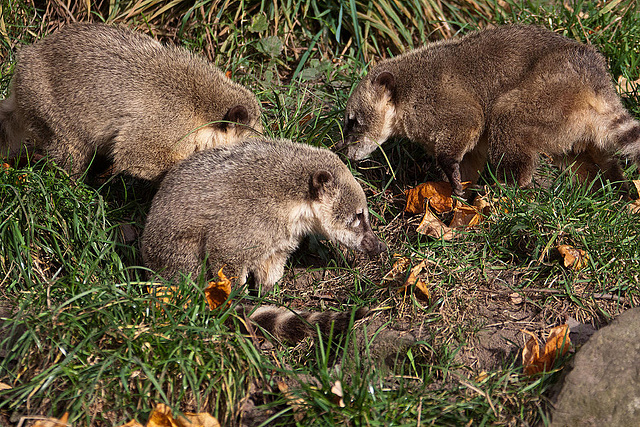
(362, 233, 386, 256)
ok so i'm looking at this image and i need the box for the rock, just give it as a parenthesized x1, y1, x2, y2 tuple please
(551, 307, 640, 427)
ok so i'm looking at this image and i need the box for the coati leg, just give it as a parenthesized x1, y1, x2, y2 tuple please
(431, 103, 484, 197)
(252, 252, 288, 293)
(46, 137, 94, 178)
(111, 136, 179, 182)
(487, 112, 537, 187)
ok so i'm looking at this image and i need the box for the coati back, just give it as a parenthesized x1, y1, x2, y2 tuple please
(141, 138, 385, 341)
(0, 23, 262, 181)
(340, 25, 640, 195)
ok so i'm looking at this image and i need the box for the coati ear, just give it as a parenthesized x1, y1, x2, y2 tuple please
(221, 105, 250, 130)
(374, 71, 395, 97)
(309, 170, 334, 199)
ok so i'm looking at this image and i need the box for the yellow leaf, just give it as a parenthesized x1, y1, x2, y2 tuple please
(522, 325, 571, 376)
(204, 267, 233, 310)
(556, 245, 588, 270)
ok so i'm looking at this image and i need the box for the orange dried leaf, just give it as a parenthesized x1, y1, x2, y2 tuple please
(557, 245, 588, 270)
(225, 70, 232, 79)
(404, 181, 453, 214)
(416, 207, 456, 240)
(147, 403, 180, 427)
(522, 325, 571, 376)
(204, 267, 232, 309)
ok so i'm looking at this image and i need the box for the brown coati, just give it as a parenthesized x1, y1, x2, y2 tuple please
(0, 23, 262, 182)
(339, 25, 640, 196)
(141, 137, 385, 342)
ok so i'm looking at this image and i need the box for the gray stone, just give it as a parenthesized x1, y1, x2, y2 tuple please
(551, 307, 640, 427)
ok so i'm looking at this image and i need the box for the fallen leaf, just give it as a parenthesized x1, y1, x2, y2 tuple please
(382, 256, 411, 283)
(416, 207, 457, 240)
(475, 371, 488, 382)
(617, 75, 639, 94)
(449, 204, 481, 228)
(152, 285, 189, 310)
(176, 413, 221, 427)
(404, 260, 431, 301)
(556, 245, 588, 270)
(405, 181, 454, 214)
(33, 413, 69, 427)
(330, 380, 346, 408)
(225, 70, 232, 79)
(0, 382, 11, 391)
(145, 403, 221, 427)
(522, 325, 571, 376)
(277, 381, 306, 422)
(204, 267, 232, 310)
(147, 404, 179, 427)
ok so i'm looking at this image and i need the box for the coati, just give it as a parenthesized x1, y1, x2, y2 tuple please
(0, 23, 262, 181)
(339, 25, 640, 196)
(141, 137, 385, 341)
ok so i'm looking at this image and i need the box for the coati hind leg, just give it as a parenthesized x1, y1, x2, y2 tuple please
(487, 115, 538, 187)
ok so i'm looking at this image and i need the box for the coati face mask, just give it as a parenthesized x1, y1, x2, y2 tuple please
(339, 71, 397, 160)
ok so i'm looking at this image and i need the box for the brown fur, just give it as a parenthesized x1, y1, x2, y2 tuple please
(340, 25, 640, 195)
(0, 23, 262, 181)
(141, 138, 385, 289)
(142, 138, 384, 342)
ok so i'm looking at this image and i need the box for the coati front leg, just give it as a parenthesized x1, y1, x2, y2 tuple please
(253, 252, 288, 294)
(433, 117, 484, 197)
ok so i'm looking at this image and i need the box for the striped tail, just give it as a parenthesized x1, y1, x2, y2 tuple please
(611, 113, 640, 165)
(241, 305, 369, 343)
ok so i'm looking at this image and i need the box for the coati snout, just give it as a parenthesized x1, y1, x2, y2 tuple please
(141, 137, 385, 293)
(341, 25, 640, 196)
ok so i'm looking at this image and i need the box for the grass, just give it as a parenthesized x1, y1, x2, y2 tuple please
(1, 0, 639, 425)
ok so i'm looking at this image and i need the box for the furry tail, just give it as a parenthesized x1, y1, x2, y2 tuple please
(241, 306, 369, 343)
(610, 112, 640, 165)
(0, 93, 26, 158)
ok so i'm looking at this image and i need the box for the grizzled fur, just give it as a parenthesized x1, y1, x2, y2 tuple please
(141, 137, 385, 292)
(339, 25, 640, 195)
(0, 23, 262, 181)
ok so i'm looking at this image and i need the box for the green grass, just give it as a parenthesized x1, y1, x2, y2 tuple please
(1, 0, 639, 425)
